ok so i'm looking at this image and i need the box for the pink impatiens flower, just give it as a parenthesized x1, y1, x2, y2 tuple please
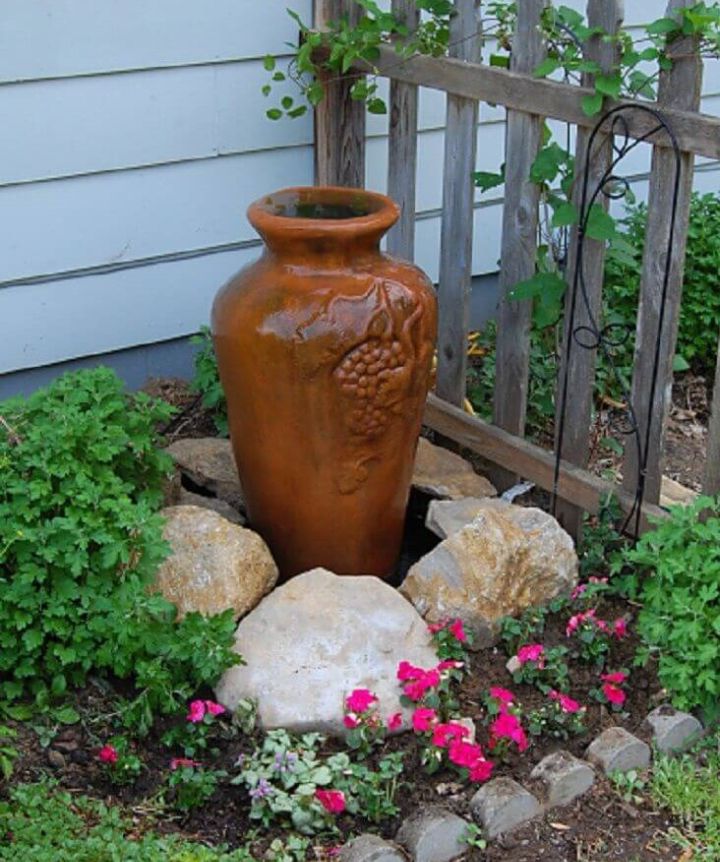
(516, 643, 545, 666)
(613, 618, 628, 639)
(448, 619, 467, 642)
(345, 688, 377, 714)
(204, 700, 226, 716)
(315, 789, 346, 814)
(186, 700, 206, 723)
(170, 757, 200, 770)
(448, 739, 485, 769)
(490, 711, 529, 752)
(489, 686, 515, 707)
(600, 671, 628, 685)
(397, 660, 427, 681)
(469, 757, 494, 783)
(412, 707, 438, 732)
(403, 668, 441, 702)
(343, 713, 360, 730)
(437, 660, 464, 672)
(387, 712, 403, 731)
(98, 744, 118, 764)
(427, 620, 448, 634)
(549, 690, 582, 714)
(602, 684, 626, 706)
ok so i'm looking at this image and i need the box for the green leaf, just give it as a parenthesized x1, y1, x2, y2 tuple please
(263, 55, 276, 72)
(551, 201, 578, 228)
(266, 108, 283, 120)
(646, 17, 679, 35)
(473, 166, 505, 193)
(489, 54, 510, 68)
(581, 91, 604, 117)
(367, 97, 387, 115)
(595, 74, 622, 99)
(673, 354, 690, 372)
(585, 204, 616, 241)
(534, 57, 561, 78)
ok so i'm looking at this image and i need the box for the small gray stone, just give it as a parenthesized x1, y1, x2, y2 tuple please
(646, 706, 702, 753)
(340, 834, 406, 862)
(506, 655, 522, 675)
(165, 438, 245, 509)
(530, 750, 595, 808)
(178, 488, 245, 524)
(470, 777, 541, 839)
(412, 438, 496, 500)
(47, 749, 66, 769)
(395, 806, 470, 862)
(585, 727, 650, 774)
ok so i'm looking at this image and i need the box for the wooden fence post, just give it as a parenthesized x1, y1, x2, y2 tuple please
(622, 0, 702, 505)
(386, 0, 419, 260)
(435, 0, 482, 407)
(554, 0, 624, 539)
(314, 0, 366, 187)
(704, 330, 720, 496)
(491, 0, 547, 490)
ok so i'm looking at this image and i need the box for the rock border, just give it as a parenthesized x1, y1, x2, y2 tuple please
(338, 708, 704, 860)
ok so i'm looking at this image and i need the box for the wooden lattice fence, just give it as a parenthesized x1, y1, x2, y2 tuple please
(312, 0, 720, 537)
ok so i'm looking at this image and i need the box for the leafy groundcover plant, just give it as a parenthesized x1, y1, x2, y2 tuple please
(616, 497, 720, 720)
(0, 368, 239, 728)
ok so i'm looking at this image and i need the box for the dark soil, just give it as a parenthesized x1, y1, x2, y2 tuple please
(1, 377, 693, 860)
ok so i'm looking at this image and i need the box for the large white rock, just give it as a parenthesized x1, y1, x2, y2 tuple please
(215, 568, 438, 735)
(400, 500, 578, 648)
(153, 505, 277, 620)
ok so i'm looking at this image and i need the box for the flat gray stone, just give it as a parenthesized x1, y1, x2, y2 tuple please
(646, 706, 702, 753)
(530, 750, 595, 808)
(215, 569, 438, 735)
(165, 437, 245, 509)
(395, 807, 469, 862)
(585, 727, 650, 774)
(340, 834, 406, 862)
(412, 438, 496, 500)
(425, 497, 492, 539)
(470, 777, 541, 839)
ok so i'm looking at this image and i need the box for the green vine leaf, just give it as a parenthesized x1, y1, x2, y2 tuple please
(551, 201, 578, 228)
(473, 166, 506, 193)
(585, 204, 616, 241)
(581, 91, 604, 117)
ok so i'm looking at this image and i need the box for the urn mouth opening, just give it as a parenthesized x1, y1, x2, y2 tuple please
(248, 186, 399, 247)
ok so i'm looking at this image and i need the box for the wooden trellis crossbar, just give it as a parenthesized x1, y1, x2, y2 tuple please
(314, 0, 719, 537)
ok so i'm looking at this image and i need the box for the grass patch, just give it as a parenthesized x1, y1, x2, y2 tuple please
(649, 734, 720, 859)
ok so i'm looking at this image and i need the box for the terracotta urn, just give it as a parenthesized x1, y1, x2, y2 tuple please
(211, 186, 437, 580)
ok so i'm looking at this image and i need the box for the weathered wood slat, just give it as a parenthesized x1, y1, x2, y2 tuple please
(340, 43, 720, 160)
(313, 0, 366, 187)
(435, 0, 481, 406)
(491, 0, 547, 489)
(424, 393, 667, 534)
(622, 0, 702, 509)
(703, 330, 720, 496)
(386, 0, 419, 259)
(555, 0, 624, 538)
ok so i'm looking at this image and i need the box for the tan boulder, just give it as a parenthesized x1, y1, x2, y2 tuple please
(154, 505, 277, 620)
(165, 438, 245, 509)
(412, 437, 496, 499)
(400, 500, 577, 647)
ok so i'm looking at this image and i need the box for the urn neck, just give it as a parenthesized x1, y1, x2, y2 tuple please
(247, 186, 399, 265)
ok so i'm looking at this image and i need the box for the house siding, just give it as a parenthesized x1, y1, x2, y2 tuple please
(1, 0, 718, 380)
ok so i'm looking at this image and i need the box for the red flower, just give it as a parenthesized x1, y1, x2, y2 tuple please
(448, 619, 467, 642)
(469, 757, 494, 783)
(600, 671, 627, 685)
(490, 711, 529, 752)
(345, 688, 377, 714)
(517, 643, 545, 666)
(448, 739, 485, 769)
(387, 712, 403, 731)
(343, 713, 360, 729)
(403, 668, 441, 702)
(170, 757, 200, 770)
(489, 686, 515, 707)
(432, 722, 471, 749)
(613, 618, 628, 638)
(98, 744, 118, 765)
(436, 659, 464, 672)
(186, 700, 206, 723)
(204, 700, 226, 717)
(315, 789, 346, 814)
(412, 707, 437, 732)
(396, 660, 426, 681)
(549, 690, 582, 714)
(602, 684, 626, 706)
(427, 620, 448, 634)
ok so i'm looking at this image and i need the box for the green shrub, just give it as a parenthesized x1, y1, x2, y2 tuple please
(616, 497, 720, 719)
(0, 781, 256, 861)
(0, 368, 239, 725)
(190, 327, 228, 436)
(605, 192, 720, 374)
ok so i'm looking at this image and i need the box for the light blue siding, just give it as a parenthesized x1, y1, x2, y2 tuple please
(1, 0, 719, 377)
